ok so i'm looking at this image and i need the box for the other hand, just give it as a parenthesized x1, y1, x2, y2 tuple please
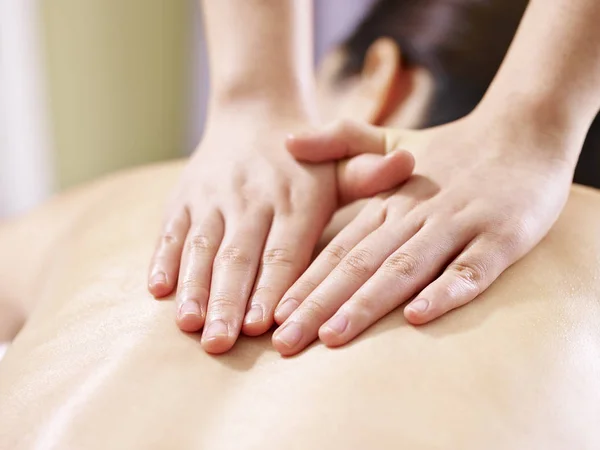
(273, 117, 575, 355)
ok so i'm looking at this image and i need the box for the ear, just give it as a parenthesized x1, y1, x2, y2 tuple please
(348, 37, 403, 124)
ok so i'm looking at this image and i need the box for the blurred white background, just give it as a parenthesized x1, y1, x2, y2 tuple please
(0, 0, 374, 218)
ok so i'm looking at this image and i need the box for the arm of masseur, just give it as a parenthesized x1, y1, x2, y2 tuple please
(146, 0, 414, 354)
(271, 0, 600, 356)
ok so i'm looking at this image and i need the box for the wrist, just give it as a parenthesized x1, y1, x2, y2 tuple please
(206, 92, 319, 133)
(473, 92, 586, 165)
(209, 78, 319, 121)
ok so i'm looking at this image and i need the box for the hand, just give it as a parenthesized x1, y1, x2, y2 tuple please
(272, 116, 576, 356)
(147, 110, 414, 354)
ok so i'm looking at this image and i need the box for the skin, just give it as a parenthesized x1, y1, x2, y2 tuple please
(272, 0, 600, 355)
(1, 163, 600, 449)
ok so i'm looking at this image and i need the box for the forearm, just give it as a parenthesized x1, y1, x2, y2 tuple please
(201, 0, 316, 118)
(478, 0, 600, 158)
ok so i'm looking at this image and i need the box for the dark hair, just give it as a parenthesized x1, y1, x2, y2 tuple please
(338, 0, 599, 188)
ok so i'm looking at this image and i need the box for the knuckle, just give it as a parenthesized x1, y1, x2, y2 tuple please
(290, 278, 318, 297)
(339, 249, 375, 280)
(215, 246, 252, 268)
(448, 260, 486, 290)
(262, 247, 295, 267)
(179, 279, 209, 300)
(187, 234, 216, 253)
(209, 294, 241, 315)
(382, 252, 421, 279)
(301, 297, 329, 322)
(504, 218, 532, 247)
(323, 244, 349, 266)
(161, 233, 178, 246)
(252, 284, 273, 298)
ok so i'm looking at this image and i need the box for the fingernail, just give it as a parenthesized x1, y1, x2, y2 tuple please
(178, 300, 201, 318)
(244, 305, 264, 325)
(323, 314, 348, 335)
(275, 322, 303, 348)
(204, 320, 229, 340)
(406, 298, 429, 314)
(275, 298, 300, 320)
(150, 271, 167, 287)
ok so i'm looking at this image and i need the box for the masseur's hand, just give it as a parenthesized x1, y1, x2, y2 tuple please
(272, 115, 576, 355)
(148, 109, 414, 353)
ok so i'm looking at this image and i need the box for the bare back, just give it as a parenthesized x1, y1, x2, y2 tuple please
(0, 162, 599, 450)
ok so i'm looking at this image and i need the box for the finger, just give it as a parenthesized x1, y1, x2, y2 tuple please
(317, 222, 475, 347)
(242, 215, 319, 336)
(148, 207, 190, 298)
(201, 210, 272, 354)
(286, 119, 398, 162)
(404, 235, 515, 325)
(272, 219, 421, 356)
(273, 201, 385, 325)
(337, 150, 415, 205)
(175, 210, 224, 333)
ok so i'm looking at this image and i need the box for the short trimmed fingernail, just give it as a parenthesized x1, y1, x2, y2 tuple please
(275, 322, 303, 348)
(204, 320, 229, 340)
(406, 298, 429, 314)
(178, 300, 201, 318)
(275, 298, 300, 320)
(323, 314, 348, 335)
(244, 305, 264, 325)
(150, 271, 167, 287)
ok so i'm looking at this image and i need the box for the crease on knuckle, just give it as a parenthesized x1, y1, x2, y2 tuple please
(215, 246, 252, 268)
(323, 244, 349, 266)
(382, 252, 420, 280)
(160, 233, 180, 247)
(339, 249, 375, 280)
(449, 261, 486, 293)
(290, 279, 318, 297)
(179, 279, 209, 300)
(251, 284, 273, 299)
(187, 234, 215, 253)
(262, 247, 295, 267)
(208, 294, 242, 317)
(300, 297, 329, 322)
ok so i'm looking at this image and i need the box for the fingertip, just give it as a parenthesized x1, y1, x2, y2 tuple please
(176, 301, 205, 332)
(385, 149, 415, 179)
(285, 133, 313, 160)
(242, 305, 273, 336)
(403, 298, 434, 325)
(201, 335, 235, 354)
(148, 271, 174, 298)
(318, 326, 346, 348)
(272, 322, 303, 356)
(273, 298, 300, 326)
(318, 314, 350, 347)
(201, 320, 236, 354)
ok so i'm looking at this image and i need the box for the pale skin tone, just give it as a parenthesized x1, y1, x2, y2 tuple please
(148, 0, 600, 355)
(272, 0, 600, 355)
(147, 0, 413, 354)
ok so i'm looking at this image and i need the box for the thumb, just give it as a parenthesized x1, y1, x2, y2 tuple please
(337, 150, 414, 206)
(286, 119, 399, 163)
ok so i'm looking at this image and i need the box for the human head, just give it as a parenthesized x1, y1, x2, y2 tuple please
(316, 0, 528, 128)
